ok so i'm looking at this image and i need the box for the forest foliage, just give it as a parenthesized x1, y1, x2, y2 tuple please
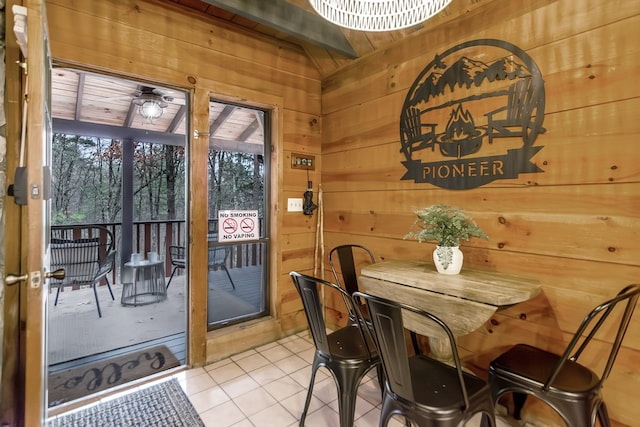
(51, 133, 264, 226)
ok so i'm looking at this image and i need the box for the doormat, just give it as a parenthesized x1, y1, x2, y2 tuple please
(48, 345, 180, 407)
(48, 378, 204, 427)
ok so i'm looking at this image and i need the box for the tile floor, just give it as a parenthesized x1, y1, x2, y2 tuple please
(49, 330, 535, 426)
(170, 331, 530, 427)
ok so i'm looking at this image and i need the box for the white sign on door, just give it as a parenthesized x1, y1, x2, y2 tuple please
(218, 210, 259, 242)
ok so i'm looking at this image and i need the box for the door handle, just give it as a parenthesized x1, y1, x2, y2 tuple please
(45, 268, 65, 280)
(6, 268, 65, 285)
(5, 274, 28, 285)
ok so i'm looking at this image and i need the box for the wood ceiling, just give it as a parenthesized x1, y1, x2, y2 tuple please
(160, 0, 486, 78)
(51, 0, 484, 149)
(52, 68, 265, 153)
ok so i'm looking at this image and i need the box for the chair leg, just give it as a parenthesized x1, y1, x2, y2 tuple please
(479, 411, 495, 427)
(376, 364, 385, 398)
(512, 392, 528, 420)
(54, 286, 62, 306)
(333, 365, 371, 427)
(166, 267, 178, 289)
(300, 359, 321, 427)
(93, 283, 103, 318)
(105, 278, 115, 301)
(597, 401, 611, 427)
(222, 266, 236, 289)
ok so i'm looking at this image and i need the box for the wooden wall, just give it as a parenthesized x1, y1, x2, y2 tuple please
(43, 0, 640, 424)
(320, 0, 640, 425)
(45, 0, 320, 363)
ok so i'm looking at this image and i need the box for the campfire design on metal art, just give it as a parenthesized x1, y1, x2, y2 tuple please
(399, 39, 547, 190)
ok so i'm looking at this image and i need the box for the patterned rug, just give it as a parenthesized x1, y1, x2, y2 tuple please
(48, 345, 180, 407)
(48, 379, 204, 427)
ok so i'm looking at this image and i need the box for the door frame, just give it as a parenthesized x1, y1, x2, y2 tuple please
(23, 0, 51, 425)
(0, 0, 52, 424)
(1, 0, 29, 424)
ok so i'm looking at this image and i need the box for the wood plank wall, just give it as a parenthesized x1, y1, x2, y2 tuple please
(39, 0, 640, 424)
(45, 0, 321, 363)
(320, 0, 640, 425)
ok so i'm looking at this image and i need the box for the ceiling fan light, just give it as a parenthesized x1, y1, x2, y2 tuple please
(138, 100, 165, 121)
(133, 92, 168, 121)
(309, 0, 452, 32)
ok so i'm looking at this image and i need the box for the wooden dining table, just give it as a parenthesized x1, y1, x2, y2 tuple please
(359, 259, 540, 360)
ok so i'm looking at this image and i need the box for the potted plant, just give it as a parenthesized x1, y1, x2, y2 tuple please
(404, 204, 489, 274)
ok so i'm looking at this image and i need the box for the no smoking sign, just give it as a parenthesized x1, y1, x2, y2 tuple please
(218, 210, 259, 241)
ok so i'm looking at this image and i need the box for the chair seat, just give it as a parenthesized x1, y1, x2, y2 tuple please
(327, 324, 377, 361)
(355, 291, 495, 427)
(491, 344, 600, 394)
(410, 355, 490, 410)
(488, 285, 639, 427)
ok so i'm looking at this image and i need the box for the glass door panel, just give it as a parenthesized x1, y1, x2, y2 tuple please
(207, 100, 269, 329)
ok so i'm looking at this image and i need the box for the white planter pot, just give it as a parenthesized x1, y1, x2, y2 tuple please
(433, 246, 463, 275)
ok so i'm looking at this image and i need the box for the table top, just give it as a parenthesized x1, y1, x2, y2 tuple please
(360, 259, 540, 307)
(359, 259, 540, 338)
(124, 259, 164, 268)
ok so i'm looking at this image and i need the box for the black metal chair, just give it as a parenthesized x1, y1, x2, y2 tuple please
(488, 284, 640, 427)
(329, 244, 376, 322)
(354, 291, 496, 427)
(330, 244, 423, 355)
(208, 245, 235, 289)
(289, 271, 382, 427)
(50, 225, 115, 318)
(166, 245, 186, 289)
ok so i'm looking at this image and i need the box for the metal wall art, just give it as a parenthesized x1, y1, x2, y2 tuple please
(399, 39, 546, 189)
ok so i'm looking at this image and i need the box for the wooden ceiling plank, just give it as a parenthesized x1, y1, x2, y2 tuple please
(200, 0, 357, 59)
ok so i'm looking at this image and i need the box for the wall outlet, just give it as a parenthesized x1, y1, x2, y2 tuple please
(287, 198, 303, 212)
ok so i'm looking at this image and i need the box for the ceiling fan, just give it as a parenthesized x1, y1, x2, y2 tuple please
(130, 86, 185, 121)
(101, 85, 185, 106)
(133, 86, 185, 105)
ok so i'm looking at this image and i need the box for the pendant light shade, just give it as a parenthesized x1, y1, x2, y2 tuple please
(309, 0, 452, 32)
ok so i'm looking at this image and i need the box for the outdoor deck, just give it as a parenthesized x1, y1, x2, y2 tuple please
(48, 265, 264, 369)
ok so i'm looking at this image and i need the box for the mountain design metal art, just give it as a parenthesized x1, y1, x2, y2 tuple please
(399, 39, 546, 189)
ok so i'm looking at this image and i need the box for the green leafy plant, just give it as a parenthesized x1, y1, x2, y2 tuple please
(404, 204, 489, 247)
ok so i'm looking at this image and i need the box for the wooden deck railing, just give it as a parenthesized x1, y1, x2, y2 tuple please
(51, 219, 264, 285)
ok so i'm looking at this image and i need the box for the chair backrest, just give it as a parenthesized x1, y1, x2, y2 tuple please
(169, 245, 186, 267)
(290, 271, 374, 357)
(353, 291, 471, 410)
(329, 244, 375, 296)
(208, 245, 230, 268)
(546, 284, 640, 390)
(50, 225, 114, 286)
(94, 249, 116, 283)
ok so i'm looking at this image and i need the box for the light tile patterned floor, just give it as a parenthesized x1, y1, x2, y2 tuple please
(172, 331, 532, 427)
